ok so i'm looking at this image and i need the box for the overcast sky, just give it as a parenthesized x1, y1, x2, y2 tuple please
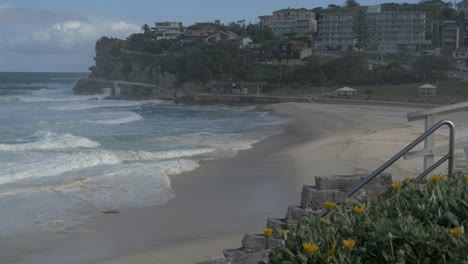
(1, 0, 420, 72)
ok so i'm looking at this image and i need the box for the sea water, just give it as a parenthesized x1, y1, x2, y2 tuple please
(0, 72, 288, 235)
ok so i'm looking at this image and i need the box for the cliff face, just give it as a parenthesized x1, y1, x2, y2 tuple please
(75, 37, 178, 95)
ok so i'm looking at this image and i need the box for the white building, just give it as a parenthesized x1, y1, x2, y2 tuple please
(259, 8, 317, 38)
(153, 22, 184, 34)
(316, 6, 429, 52)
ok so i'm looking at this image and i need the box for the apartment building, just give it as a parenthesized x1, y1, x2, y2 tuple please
(315, 5, 429, 53)
(441, 20, 468, 50)
(259, 8, 317, 38)
(152, 22, 184, 33)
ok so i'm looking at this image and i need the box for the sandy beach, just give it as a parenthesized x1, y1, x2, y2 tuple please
(7, 102, 468, 264)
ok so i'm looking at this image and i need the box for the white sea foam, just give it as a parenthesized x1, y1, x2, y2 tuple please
(0, 147, 212, 185)
(48, 100, 144, 111)
(0, 131, 100, 151)
(87, 112, 143, 125)
(118, 148, 215, 161)
(164, 132, 262, 152)
(0, 150, 121, 185)
(53, 159, 199, 210)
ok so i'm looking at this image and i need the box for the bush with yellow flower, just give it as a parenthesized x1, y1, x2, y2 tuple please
(269, 173, 468, 263)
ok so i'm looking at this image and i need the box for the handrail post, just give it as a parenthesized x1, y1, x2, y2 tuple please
(316, 120, 455, 219)
(424, 114, 435, 171)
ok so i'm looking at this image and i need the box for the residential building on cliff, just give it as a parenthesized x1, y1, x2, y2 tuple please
(258, 8, 317, 38)
(441, 20, 468, 50)
(315, 5, 429, 53)
(152, 22, 184, 33)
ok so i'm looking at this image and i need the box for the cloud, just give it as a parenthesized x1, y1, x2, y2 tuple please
(0, 4, 86, 29)
(0, 3, 140, 68)
(9, 20, 140, 54)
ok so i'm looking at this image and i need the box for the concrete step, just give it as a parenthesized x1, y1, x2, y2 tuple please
(241, 233, 282, 251)
(300, 185, 344, 209)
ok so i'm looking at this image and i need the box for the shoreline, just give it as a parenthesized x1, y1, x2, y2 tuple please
(12, 103, 314, 264)
(7, 102, 468, 264)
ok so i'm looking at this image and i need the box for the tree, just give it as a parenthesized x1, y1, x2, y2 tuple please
(412, 55, 454, 82)
(352, 10, 369, 51)
(345, 0, 360, 8)
(141, 24, 151, 35)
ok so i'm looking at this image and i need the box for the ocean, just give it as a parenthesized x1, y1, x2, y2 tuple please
(0, 72, 288, 235)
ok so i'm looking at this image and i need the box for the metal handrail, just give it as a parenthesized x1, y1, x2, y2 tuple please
(316, 120, 455, 219)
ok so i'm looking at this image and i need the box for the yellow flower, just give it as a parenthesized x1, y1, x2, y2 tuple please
(319, 217, 326, 223)
(330, 244, 337, 256)
(324, 201, 336, 210)
(450, 227, 463, 236)
(404, 177, 411, 183)
(302, 242, 319, 254)
(431, 175, 441, 182)
(353, 205, 365, 214)
(342, 239, 356, 250)
(263, 228, 273, 237)
(391, 183, 403, 190)
(281, 229, 287, 237)
(371, 196, 378, 204)
(463, 174, 468, 181)
(342, 197, 349, 205)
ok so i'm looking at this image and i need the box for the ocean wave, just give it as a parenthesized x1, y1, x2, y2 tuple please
(53, 159, 199, 210)
(0, 147, 211, 185)
(87, 112, 143, 125)
(118, 148, 215, 161)
(48, 100, 144, 111)
(0, 131, 100, 151)
(0, 150, 120, 185)
(159, 132, 261, 152)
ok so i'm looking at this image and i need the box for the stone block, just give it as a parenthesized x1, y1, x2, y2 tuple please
(241, 233, 282, 251)
(230, 249, 271, 264)
(315, 173, 392, 191)
(197, 258, 229, 264)
(300, 185, 344, 209)
(223, 248, 246, 258)
(285, 206, 317, 221)
(266, 218, 288, 238)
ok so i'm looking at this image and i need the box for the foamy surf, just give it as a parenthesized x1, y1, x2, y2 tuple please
(0, 72, 290, 237)
(53, 159, 199, 211)
(87, 112, 143, 125)
(0, 150, 121, 185)
(0, 131, 100, 151)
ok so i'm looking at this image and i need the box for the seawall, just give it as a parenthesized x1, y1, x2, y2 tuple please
(193, 94, 310, 104)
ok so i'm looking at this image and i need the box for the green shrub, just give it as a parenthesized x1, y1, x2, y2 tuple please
(269, 174, 468, 263)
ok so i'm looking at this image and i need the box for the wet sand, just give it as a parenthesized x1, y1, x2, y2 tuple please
(7, 102, 468, 264)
